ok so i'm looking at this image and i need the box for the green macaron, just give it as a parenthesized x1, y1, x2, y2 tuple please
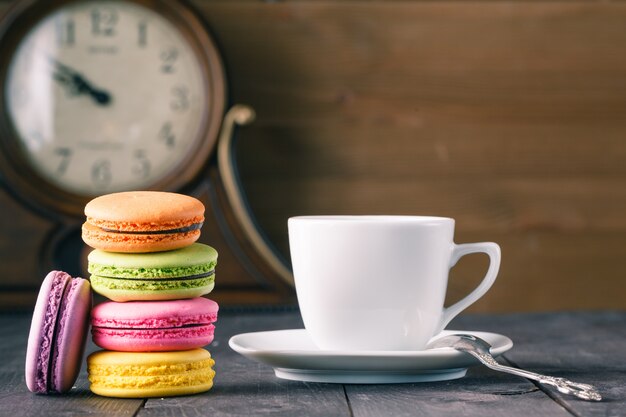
(88, 243, 217, 302)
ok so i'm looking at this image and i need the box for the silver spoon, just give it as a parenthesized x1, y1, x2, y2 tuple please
(427, 334, 602, 401)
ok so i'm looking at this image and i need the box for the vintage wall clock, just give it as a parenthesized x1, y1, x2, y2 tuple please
(0, 0, 294, 307)
(0, 0, 225, 213)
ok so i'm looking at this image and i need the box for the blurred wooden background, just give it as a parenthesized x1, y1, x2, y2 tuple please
(1, 0, 625, 312)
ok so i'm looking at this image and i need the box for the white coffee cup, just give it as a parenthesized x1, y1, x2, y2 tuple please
(288, 215, 501, 351)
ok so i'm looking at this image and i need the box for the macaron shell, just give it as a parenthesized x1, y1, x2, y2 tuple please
(90, 276, 215, 302)
(82, 222, 200, 253)
(87, 244, 218, 278)
(51, 278, 92, 392)
(87, 349, 215, 398)
(25, 271, 70, 393)
(25, 271, 91, 394)
(84, 191, 205, 232)
(91, 298, 219, 328)
(90, 381, 214, 399)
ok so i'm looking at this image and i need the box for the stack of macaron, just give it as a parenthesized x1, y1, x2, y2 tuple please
(82, 191, 219, 398)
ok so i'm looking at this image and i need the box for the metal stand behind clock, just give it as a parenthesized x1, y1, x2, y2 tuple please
(206, 104, 296, 304)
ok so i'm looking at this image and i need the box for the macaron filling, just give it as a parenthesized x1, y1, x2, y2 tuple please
(91, 311, 218, 329)
(92, 323, 215, 339)
(89, 274, 215, 291)
(93, 270, 214, 280)
(100, 223, 203, 235)
(88, 263, 216, 279)
(93, 322, 214, 331)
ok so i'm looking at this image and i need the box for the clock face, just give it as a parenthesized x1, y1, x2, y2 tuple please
(4, 0, 211, 196)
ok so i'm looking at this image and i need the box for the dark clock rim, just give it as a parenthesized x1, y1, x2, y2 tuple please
(0, 0, 227, 220)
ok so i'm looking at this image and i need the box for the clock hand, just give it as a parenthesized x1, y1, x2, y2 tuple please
(69, 72, 112, 105)
(51, 59, 112, 106)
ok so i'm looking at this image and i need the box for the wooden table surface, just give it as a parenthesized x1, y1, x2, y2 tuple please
(0, 309, 623, 417)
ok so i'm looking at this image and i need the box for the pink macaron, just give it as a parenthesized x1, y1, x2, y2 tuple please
(25, 271, 91, 394)
(91, 297, 219, 352)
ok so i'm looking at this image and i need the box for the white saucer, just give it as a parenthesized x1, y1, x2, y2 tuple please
(229, 329, 513, 384)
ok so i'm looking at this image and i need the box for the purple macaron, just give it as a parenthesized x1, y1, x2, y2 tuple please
(25, 271, 91, 394)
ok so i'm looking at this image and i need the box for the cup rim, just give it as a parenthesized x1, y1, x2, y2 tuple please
(288, 215, 454, 225)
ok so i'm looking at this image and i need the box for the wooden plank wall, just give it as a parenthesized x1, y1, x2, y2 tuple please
(1, 0, 625, 311)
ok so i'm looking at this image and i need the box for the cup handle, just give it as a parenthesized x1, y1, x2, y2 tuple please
(436, 242, 501, 334)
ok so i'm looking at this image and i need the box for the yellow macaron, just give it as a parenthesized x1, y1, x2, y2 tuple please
(87, 348, 215, 398)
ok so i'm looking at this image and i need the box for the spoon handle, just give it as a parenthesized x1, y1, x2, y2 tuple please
(466, 350, 602, 401)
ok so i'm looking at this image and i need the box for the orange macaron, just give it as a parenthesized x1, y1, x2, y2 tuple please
(82, 191, 204, 253)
